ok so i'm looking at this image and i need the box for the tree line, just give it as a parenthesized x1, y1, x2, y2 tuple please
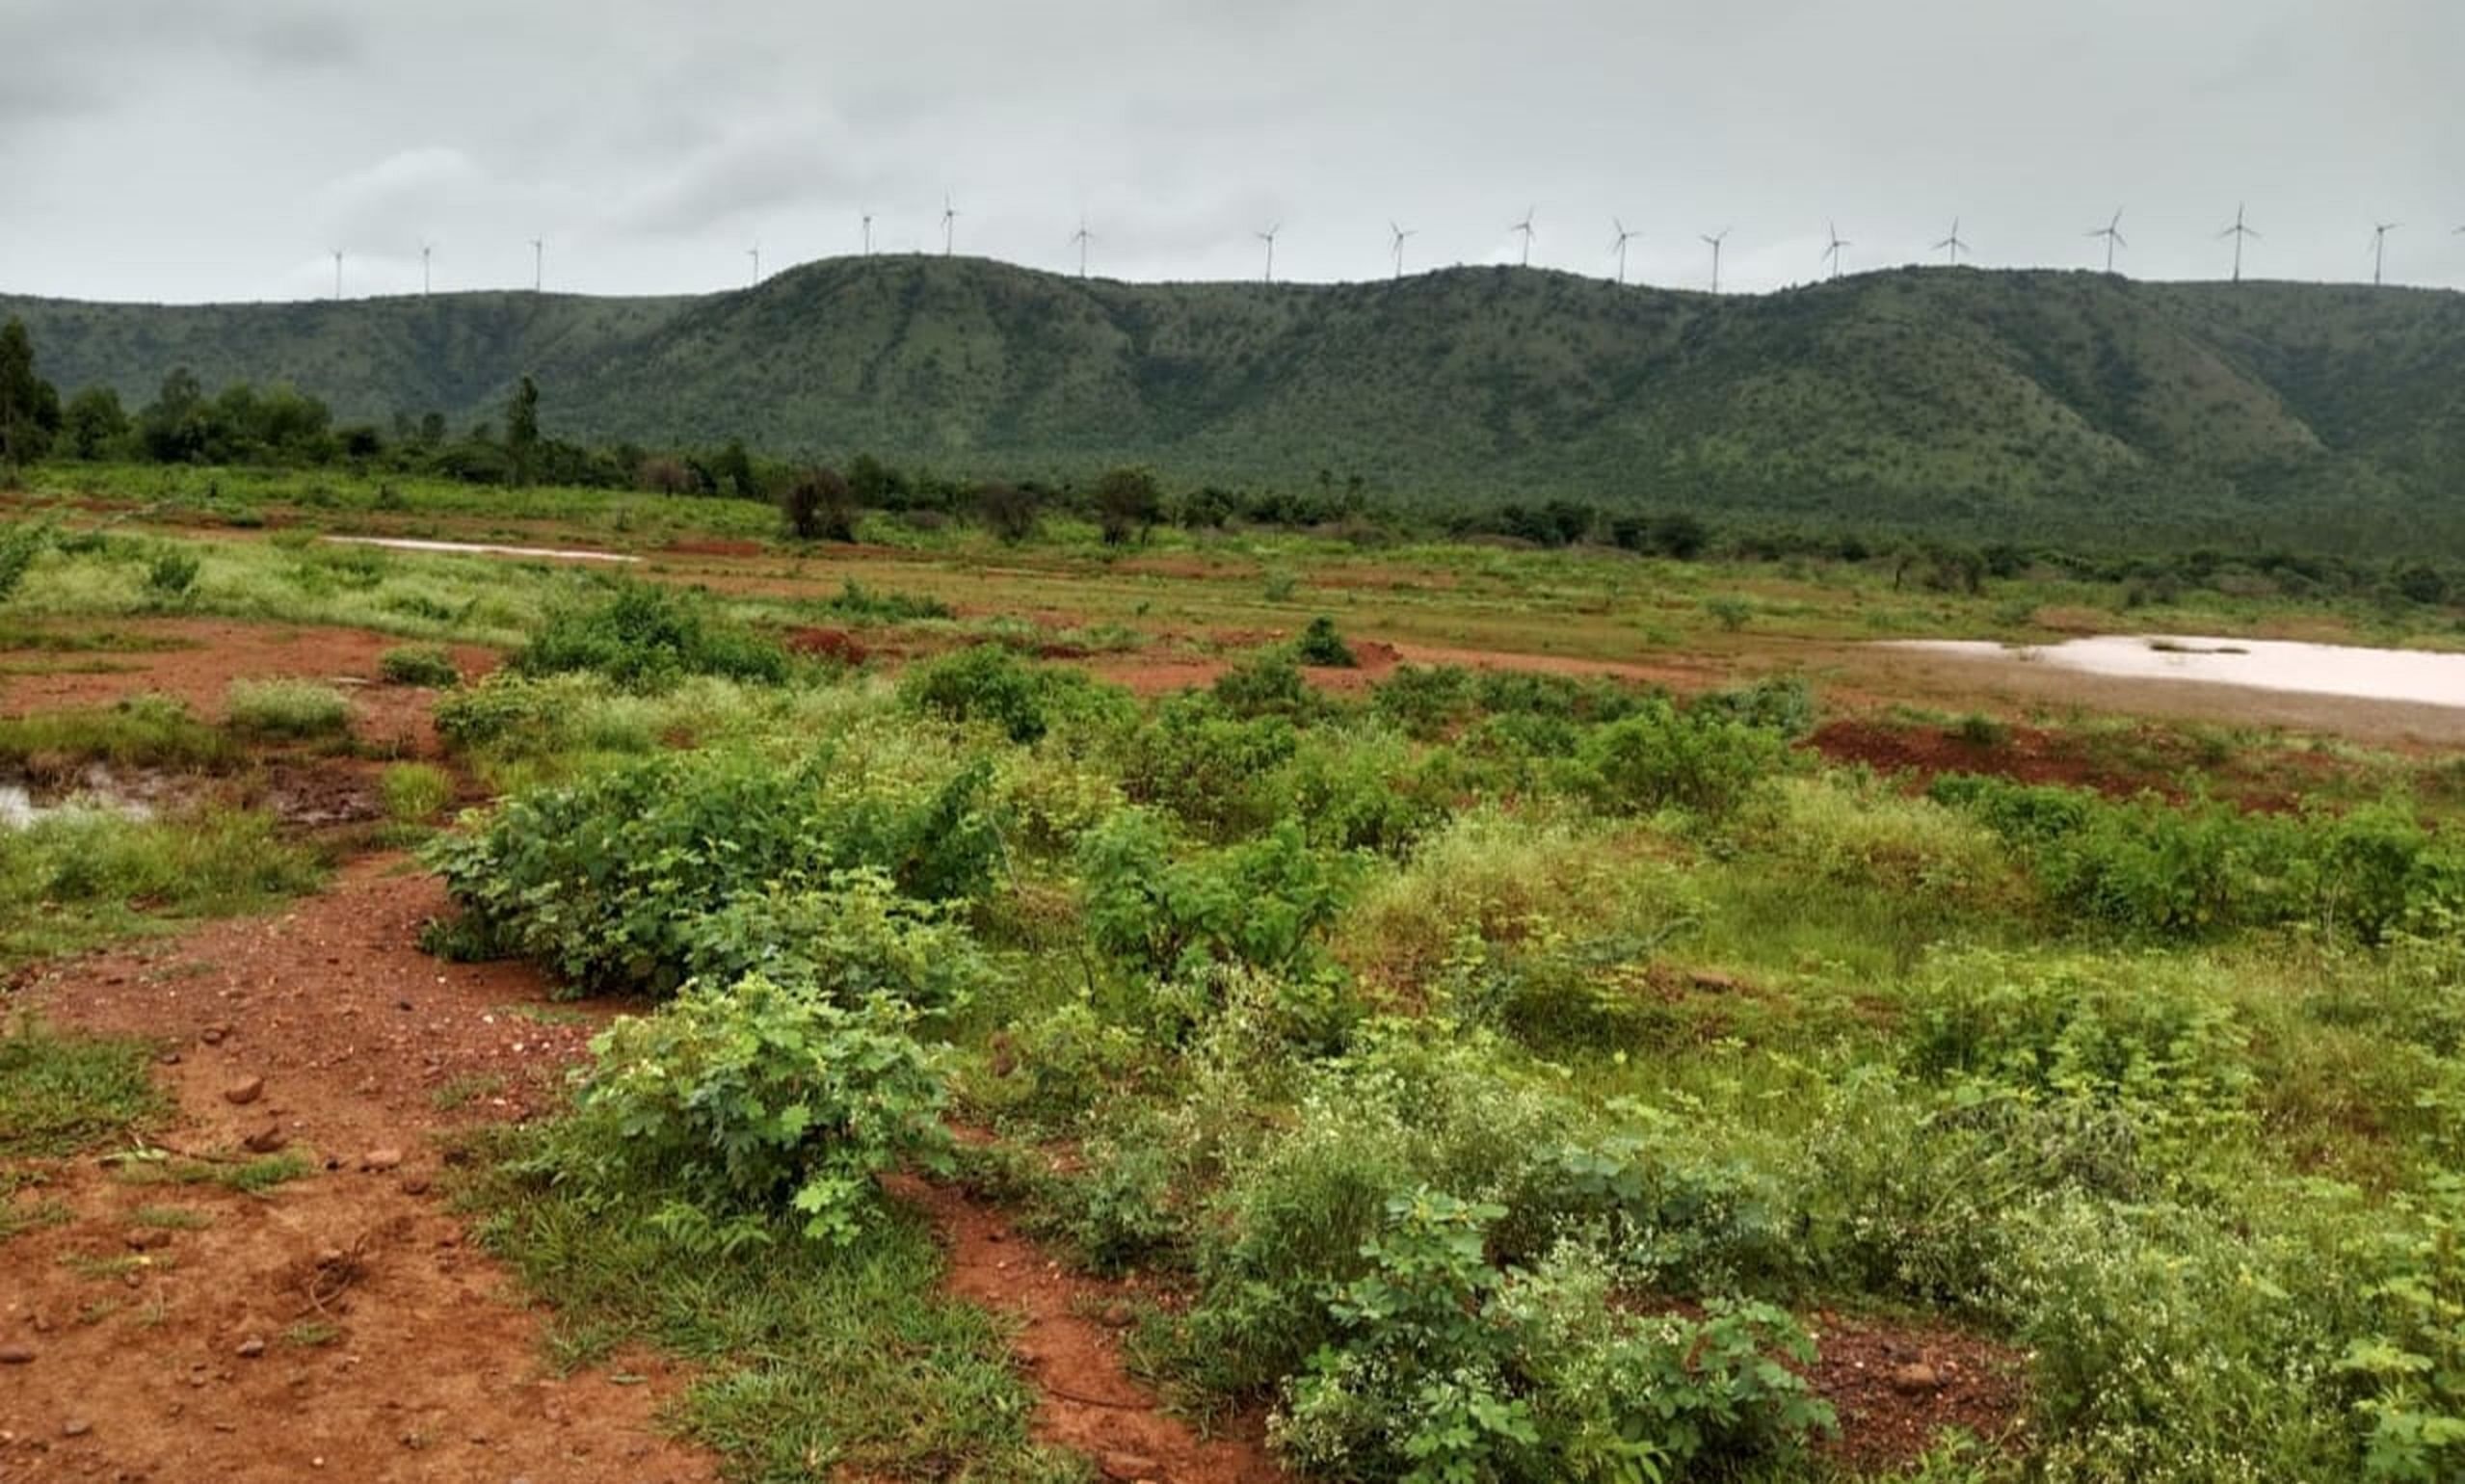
(0, 316, 2453, 608)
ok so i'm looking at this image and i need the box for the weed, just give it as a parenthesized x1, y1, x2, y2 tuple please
(224, 678, 352, 739)
(378, 644, 461, 686)
(379, 762, 453, 823)
(0, 1018, 166, 1157)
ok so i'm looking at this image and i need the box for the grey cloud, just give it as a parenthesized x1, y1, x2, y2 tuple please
(3, 0, 2461, 302)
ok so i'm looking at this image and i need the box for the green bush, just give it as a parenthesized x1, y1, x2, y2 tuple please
(1117, 696, 1299, 837)
(676, 868, 990, 1016)
(142, 545, 199, 602)
(1078, 809, 1356, 982)
(379, 644, 461, 687)
(224, 678, 352, 739)
(428, 748, 997, 995)
(824, 580, 953, 623)
(529, 974, 948, 1248)
(0, 522, 49, 604)
(1571, 699, 1787, 820)
(900, 645, 1126, 744)
(514, 581, 788, 692)
(1212, 653, 1321, 721)
(1294, 615, 1358, 668)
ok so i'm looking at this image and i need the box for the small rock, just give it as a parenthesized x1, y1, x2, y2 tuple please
(399, 1175, 431, 1197)
(125, 1227, 173, 1252)
(1890, 1362, 1943, 1395)
(200, 1023, 230, 1046)
(62, 1418, 92, 1438)
(361, 1148, 405, 1173)
(1099, 1452, 1161, 1482)
(223, 1075, 265, 1105)
(236, 1338, 266, 1359)
(1099, 1302, 1136, 1329)
(243, 1125, 288, 1153)
(156, 1050, 182, 1066)
(0, 1343, 35, 1365)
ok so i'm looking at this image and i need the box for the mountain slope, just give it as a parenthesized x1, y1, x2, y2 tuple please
(6, 261, 2462, 548)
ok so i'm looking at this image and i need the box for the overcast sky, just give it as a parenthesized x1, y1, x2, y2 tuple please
(3, 0, 2460, 304)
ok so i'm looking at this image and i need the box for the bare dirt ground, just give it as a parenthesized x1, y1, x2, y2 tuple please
(0, 620, 499, 758)
(3, 857, 712, 1484)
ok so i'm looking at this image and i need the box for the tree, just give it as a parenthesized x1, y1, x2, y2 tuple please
(505, 375, 541, 486)
(0, 319, 62, 483)
(138, 368, 206, 463)
(974, 481, 1041, 543)
(1093, 465, 1163, 545)
(60, 386, 129, 461)
(782, 466, 857, 542)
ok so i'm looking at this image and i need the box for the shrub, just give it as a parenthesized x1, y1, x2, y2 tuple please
(676, 868, 991, 1016)
(0, 521, 48, 604)
(823, 580, 953, 623)
(378, 644, 461, 687)
(224, 678, 352, 739)
(1211, 653, 1319, 721)
(142, 545, 199, 602)
(1571, 699, 1787, 821)
(1294, 616, 1357, 668)
(901, 644, 1053, 743)
(531, 974, 948, 1248)
(428, 748, 998, 994)
(782, 466, 857, 542)
(380, 762, 453, 823)
(1078, 809, 1356, 983)
(514, 582, 788, 692)
(1118, 697, 1299, 837)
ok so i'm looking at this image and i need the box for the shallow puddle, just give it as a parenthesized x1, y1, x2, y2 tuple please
(1890, 635, 2465, 709)
(0, 777, 156, 829)
(321, 535, 639, 564)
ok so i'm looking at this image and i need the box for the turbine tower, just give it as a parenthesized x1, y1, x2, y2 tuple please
(747, 242, 761, 286)
(1257, 223, 1280, 283)
(1511, 206, 1536, 267)
(1608, 219, 1638, 285)
(861, 210, 874, 255)
(941, 195, 958, 257)
(1822, 221, 1850, 279)
(1389, 221, 1416, 280)
(530, 237, 543, 293)
(331, 249, 343, 302)
(1701, 227, 1730, 293)
(2086, 209, 2126, 275)
(1070, 216, 1093, 278)
(2217, 203, 2259, 282)
(1933, 217, 1970, 266)
(2372, 222, 2399, 286)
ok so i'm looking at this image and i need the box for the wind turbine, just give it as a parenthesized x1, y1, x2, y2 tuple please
(530, 237, 544, 293)
(1608, 219, 1638, 285)
(2086, 209, 2126, 274)
(331, 249, 343, 302)
(747, 241, 761, 286)
(941, 195, 958, 256)
(2372, 222, 2399, 286)
(1070, 216, 1092, 278)
(1257, 223, 1281, 282)
(1933, 217, 1970, 266)
(1701, 227, 1730, 293)
(420, 242, 433, 296)
(1389, 221, 1415, 280)
(1511, 206, 1536, 267)
(2217, 204, 2260, 282)
(861, 210, 874, 255)
(1821, 220, 1850, 279)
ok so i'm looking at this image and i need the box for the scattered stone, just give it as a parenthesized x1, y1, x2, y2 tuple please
(1099, 1452, 1161, 1482)
(156, 1050, 182, 1066)
(0, 1343, 35, 1365)
(236, 1338, 266, 1360)
(399, 1175, 431, 1197)
(125, 1227, 173, 1252)
(62, 1419, 92, 1438)
(200, 1023, 230, 1046)
(1100, 1302, 1136, 1329)
(1890, 1362, 1944, 1395)
(361, 1148, 405, 1173)
(223, 1074, 265, 1105)
(243, 1125, 288, 1153)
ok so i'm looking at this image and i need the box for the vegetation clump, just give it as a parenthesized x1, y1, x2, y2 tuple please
(513, 582, 788, 692)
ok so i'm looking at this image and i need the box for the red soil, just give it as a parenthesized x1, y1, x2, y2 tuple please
(1807, 1312, 2031, 1471)
(897, 1178, 1286, 1484)
(4, 857, 712, 1484)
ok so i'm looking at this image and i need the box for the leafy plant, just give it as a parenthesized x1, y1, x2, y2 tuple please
(1295, 616, 1359, 668)
(379, 644, 461, 687)
(514, 581, 788, 692)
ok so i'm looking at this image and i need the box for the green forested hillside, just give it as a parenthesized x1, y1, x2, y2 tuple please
(7, 260, 2463, 549)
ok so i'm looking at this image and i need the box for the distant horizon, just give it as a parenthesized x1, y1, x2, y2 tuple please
(9, 252, 2462, 311)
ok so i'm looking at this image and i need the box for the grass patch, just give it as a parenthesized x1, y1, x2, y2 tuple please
(381, 762, 454, 823)
(0, 695, 236, 775)
(224, 678, 353, 739)
(378, 644, 463, 687)
(431, 1071, 506, 1111)
(464, 1127, 1080, 1480)
(0, 1193, 72, 1242)
(282, 1319, 342, 1348)
(0, 807, 325, 966)
(115, 1149, 314, 1195)
(0, 1018, 166, 1157)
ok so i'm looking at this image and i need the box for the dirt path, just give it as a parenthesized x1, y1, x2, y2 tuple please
(2, 857, 713, 1484)
(899, 1179, 1286, 1484)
